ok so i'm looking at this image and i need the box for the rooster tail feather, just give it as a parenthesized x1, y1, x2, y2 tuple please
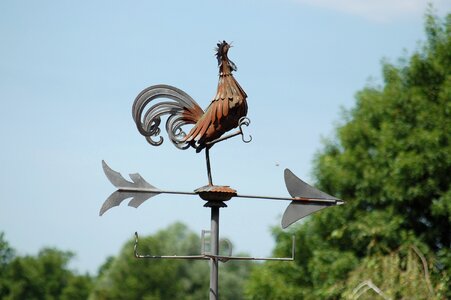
(132, 85, 203, 149)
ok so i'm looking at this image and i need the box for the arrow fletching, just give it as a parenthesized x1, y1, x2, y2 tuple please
(281, 169, 343, 228)
(100, 161, 162, 216)
(284, 169, 339, 200)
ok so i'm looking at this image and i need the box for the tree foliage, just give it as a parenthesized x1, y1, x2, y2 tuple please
(0, 234, 93, 300)
(89, 222, 254, 300)
(0, 233, 15, 297)
(342, 246, 446, 299)
(1, 224, 254, 300)
(246, 12, 450, 299)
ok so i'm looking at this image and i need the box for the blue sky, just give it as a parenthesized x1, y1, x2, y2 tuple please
(1, 1, 449, 274)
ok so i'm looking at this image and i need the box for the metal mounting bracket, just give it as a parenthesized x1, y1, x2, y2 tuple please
(134, 231, 295, 262)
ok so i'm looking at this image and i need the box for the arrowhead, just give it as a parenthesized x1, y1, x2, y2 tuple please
(100, 161, 162, 215)
(99, 191, 160, 216)
(102, 160, 159, 190)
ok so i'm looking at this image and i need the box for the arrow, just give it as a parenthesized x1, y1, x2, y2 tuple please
(100, 161, 195, 216)
(100, 161, 344, 227)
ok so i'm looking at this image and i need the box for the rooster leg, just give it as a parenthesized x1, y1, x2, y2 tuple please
(206, 130, 242, 147)
(205, 117, 252, 147)
(205, 146, 213, 185)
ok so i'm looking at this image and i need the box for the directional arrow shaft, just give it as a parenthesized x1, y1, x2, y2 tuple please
(235, 194, 343, 204)
(117, 188, 196, 196)
(100, 161, 344, 228)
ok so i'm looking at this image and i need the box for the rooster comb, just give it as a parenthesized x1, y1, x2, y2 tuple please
(215, 41, 236, 71)
(215, 41, 229, 60)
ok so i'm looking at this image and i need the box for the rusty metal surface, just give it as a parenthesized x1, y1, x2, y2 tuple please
(206, 116, 252, 145)
(132, 41, 248, 153)
(194, 185, 237, 194)
(195, 185, 237, 202)
(131, 41, 250, 187)
(184, 41, 248, 151)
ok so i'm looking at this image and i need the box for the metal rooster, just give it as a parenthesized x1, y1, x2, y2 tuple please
(132, 41, 249, 185)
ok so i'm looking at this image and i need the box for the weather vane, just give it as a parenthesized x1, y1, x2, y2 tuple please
(100, 41, 344, 300)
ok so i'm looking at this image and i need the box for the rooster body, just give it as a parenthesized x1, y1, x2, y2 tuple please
(183, 41, 247, 151)
(132, 41, 247, 153)
(133, 42, 248, 185)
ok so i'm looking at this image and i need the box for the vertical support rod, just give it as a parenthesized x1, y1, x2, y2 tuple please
(206, 147, 213, 185)
(209, 205, 220, 300)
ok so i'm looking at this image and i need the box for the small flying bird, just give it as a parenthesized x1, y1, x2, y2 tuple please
(132, 41, 249, 185)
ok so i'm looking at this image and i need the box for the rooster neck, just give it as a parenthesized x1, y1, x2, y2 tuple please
(219, 58, 234, 76)
(219, 67, 232, 76)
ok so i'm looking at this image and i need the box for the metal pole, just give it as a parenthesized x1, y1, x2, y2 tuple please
(209, 205, 220, 300)
(206, 147, 213, 185)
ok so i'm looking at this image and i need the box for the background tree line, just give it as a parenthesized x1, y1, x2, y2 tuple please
(245, 11, 450, 299)
(0, 224, 253, 300)
(1, 12, 449, 299)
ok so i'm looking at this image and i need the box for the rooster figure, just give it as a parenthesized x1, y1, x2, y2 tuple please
(132, 41, 250, 185)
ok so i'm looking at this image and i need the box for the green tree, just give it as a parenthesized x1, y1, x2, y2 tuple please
(246, 11, 450, 299)
(0, 233, 15, 297)
(219, 257, 255, 300)
(342, 246, 445, 299)
(0, 236, 93, 300)
(0, 233, 14, 267)
(90, 222, 254, 300)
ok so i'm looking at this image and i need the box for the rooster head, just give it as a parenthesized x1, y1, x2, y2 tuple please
(216, 40, 237, 72)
